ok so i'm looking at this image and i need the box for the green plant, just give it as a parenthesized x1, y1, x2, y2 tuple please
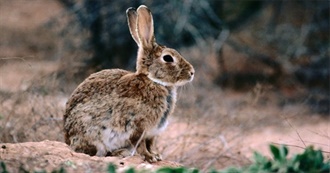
(220, 144, 330, 173)
(107, 164, 117, 173)
(1, 162, 9, 173)
(156, 167, 199, 173)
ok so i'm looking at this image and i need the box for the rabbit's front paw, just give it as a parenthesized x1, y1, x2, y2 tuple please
(143, 153, 162, 163)
(153, 153, 162, 161)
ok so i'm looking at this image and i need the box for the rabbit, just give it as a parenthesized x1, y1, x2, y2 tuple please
(63, 5, 194, 163)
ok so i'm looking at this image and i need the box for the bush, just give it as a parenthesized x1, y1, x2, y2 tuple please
(220, 145, 330, 173)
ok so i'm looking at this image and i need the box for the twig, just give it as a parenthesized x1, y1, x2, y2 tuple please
(280, 115, 307, 147)
(0, 56, 33, 68)
(131, 130, 145, 156)
(307, 129, 330, 140)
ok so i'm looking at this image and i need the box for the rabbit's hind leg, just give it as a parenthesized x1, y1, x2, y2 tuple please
(70, 136, 101, 156)
(74, 144, 98, 156)
(107, 148, 132, 157)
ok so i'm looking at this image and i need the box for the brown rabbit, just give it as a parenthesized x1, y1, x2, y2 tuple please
(63, 5, 194, 163)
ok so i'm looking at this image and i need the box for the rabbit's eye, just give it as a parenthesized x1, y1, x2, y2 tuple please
(163, 55, 174, 63)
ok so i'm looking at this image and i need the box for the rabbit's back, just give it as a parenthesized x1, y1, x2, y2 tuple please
(64, 69, 130, 144)
(64, 69, 129, 116)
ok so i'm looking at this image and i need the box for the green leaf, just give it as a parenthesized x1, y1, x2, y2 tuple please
(125, 167, 136, 173)
(191, 168, 199, 173)
(314, 149, 324, 167)
(290, 155, 300, 171)
(156, 167, 187, 173)
(208, 169, 218, 173)
(321, 161, 330, 172)
(270, 144, 281, 161)
(50, 167, 66, 173)
(1, 162, 9, 173)
(279, 145, 288, 158)
(253, 151, 268, 164)
(59, 167, 66, 173)
(107, 164, 117, 173)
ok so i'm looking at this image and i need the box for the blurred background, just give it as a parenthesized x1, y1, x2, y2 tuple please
(0, 0, 329, 171)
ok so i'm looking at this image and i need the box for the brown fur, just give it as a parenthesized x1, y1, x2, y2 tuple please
(63, 5, 194, 163)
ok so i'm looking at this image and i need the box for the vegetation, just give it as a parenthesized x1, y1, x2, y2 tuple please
(1, 145, 329, 173)
(220, 145, 330, 173)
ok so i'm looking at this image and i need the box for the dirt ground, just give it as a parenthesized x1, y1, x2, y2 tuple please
(0, 1, 329, 172)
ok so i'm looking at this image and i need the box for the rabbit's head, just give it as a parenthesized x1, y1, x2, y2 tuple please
(127, 5, 194, 86)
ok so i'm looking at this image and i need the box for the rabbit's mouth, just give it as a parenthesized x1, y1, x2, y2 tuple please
(175, 68, 194, 86)
(175, 76, 194, 86)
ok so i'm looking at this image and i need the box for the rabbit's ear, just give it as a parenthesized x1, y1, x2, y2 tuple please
(126, 7, 140, 45)
(137, 5, 155, 48)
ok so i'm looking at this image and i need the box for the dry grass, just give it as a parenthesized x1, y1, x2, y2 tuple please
(3, 46, 328, 171)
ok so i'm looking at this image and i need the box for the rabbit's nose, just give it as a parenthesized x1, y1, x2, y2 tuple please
(190, 69, 195, 76)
